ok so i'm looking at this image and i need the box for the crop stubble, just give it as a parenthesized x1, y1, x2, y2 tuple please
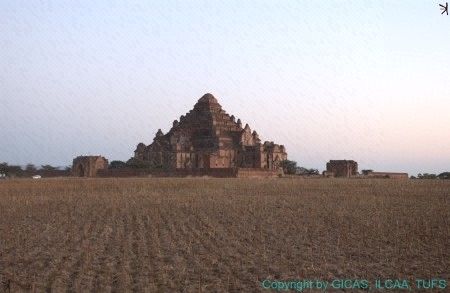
(0, 178, 449, 292)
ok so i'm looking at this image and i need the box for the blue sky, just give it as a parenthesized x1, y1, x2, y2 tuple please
(1, 1, 449, 175)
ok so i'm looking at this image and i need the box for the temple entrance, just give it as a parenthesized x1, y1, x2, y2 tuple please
(76, 164, 85, 177)
(273, 155, 281, 170)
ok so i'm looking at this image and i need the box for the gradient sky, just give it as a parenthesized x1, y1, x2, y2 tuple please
(1, 1, 449, 175)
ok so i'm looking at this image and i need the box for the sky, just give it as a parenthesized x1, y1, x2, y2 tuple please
(1, 1, 449, 175)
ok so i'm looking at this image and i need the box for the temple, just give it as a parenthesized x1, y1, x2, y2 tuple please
(324, 160, 358, 178)
(72, 156, 108, 177)
(133, 93, 287, 174)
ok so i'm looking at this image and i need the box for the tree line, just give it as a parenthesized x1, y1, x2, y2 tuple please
(411, 172, 450, 180)
(1, 160, 448, 179)
(279, 160, 319, 176)
(0, 163, 70, 177)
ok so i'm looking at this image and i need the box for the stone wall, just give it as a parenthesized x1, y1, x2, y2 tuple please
(365, 172, 408, 179)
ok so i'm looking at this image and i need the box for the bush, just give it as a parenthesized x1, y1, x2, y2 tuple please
(279, 160, 297, 175)
(438, 172, 450, 180)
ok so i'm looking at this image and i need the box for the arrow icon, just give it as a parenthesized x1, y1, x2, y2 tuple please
(440, 2, 448, 15)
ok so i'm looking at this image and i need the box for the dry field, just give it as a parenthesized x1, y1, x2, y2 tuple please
(0, 178, 449, 292)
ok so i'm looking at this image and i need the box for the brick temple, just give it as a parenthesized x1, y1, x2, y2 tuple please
(324, 160, 358, 178)
(72, 156, 108, 177)
(133, 93, 287, 176)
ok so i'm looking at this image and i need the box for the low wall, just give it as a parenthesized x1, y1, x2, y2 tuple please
(97, 168, 237, 178)
(171, 168, 237, 178)
(366, 172, 409, 179)
(97, 168, 151, 177)
(236, 168, 279, 178)
(97, 168, 278, 178)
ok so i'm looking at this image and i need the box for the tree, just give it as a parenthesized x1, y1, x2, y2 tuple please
(438, 172, 450, 180)
(6, 165, 24, 177)
(306, 168, 319, 175)
(0, 162, 8, 174)
(417, 173, 437, 179)
(361, 169, 373, 175)
(295, 166, 319, 176)
(279, 160, 297, 175)
(109, 160, 128, 169)
(126, 158, 155, 169)
(41, 165, 58, 171)
(0, 163, 25, 177)
(295, 167, 308, 175)
(25, 164, 37, 173)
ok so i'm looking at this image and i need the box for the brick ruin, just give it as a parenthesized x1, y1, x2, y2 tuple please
(324, 160, 408, 179)
(325, 160, 358, 178)
(133, 93, 287, 175)
(72, 156, 108, 177)
(363, 171, 408, 179)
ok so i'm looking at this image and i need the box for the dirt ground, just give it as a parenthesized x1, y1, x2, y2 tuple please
(0, 178, 449, 292)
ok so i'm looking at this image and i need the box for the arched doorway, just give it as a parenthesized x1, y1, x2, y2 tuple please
(77, 164, 85, 177)
(273, 155, 281, 170)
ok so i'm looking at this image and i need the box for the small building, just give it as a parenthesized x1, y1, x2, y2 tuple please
(325, 160, 358, 178)
(72, 156, 108, 177)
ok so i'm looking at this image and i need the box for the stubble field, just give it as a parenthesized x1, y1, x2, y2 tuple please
(0, 178, 449, 292)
